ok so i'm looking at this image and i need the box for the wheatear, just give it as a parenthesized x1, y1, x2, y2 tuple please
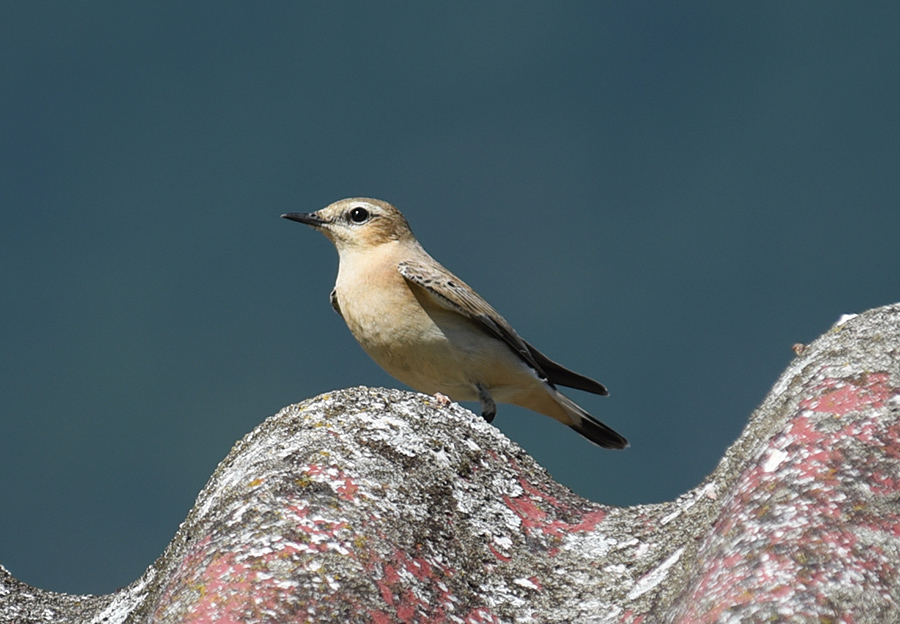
(282, 198, 627, 449)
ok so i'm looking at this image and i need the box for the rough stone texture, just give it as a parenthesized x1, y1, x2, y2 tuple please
(2, 303, 900, 623)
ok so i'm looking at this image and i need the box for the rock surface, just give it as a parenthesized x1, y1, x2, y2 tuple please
(2, 303, 900, 623)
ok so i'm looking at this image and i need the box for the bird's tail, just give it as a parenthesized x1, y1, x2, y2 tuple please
(556, 392, 629, 450)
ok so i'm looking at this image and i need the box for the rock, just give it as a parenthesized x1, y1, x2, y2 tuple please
(3, 303, 900, 623)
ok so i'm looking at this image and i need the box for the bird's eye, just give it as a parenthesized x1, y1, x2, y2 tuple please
(348, 207, 370, 223)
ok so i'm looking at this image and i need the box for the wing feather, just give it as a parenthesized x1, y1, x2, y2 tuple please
(398, 259, 547, 379)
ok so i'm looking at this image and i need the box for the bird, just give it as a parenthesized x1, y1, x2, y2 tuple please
(282, 198, 627, 449)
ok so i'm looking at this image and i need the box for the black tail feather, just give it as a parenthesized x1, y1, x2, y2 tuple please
(570, 414, 629, 449)
(524, 340, 609, 396)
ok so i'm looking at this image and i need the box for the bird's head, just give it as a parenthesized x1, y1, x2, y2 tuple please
(282, 198, 415, 252)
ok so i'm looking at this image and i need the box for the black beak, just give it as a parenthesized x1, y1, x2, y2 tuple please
(281, 212, 327, 227)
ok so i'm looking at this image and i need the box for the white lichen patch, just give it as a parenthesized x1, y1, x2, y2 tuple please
(626, 547, 684, 601)
(89, 569, 155, 624)
(762, 448, 789, 473)
(563, 531, 615, 559)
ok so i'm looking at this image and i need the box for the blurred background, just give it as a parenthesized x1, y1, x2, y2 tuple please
(2, 3, 899, 595)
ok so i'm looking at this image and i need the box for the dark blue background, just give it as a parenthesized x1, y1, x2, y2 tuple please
(2, 3, 899, 595)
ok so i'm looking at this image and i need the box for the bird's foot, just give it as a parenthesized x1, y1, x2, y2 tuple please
(433, 392, 453, 407)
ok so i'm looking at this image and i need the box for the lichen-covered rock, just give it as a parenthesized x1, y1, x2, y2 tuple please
(2, 303, 899, 624)
(666, 307, 900, 623)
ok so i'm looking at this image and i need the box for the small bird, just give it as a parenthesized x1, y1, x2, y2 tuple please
(282, 198, 627, 449)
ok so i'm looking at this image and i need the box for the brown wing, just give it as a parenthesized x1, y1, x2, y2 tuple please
(398, 259, 548, 380)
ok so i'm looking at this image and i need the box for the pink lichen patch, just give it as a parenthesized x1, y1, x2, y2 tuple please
(377, 566, 398, 604)
(800, 372, 894, 416)
(152, 545, 308, 624)
(503, 479, 608, 541)
(504, 493, 546, 524)
(369, 609, 394, 624)
(517, 476, 563, 507)
(284, 501, 310, 520)
(337, 478, 359, 500)
(620, 611, 647, 624)
(868, 469, 900, 497)
(572, 509, 609, 532)
(150, 536, 212, 621)
(488, 543, 512, 562)
(883, 517, 900, 540)
(304, 462, 362, 501)
(670, 368, 900, 622)
(782, 414, 823, 448)
(405, 554, 434, 581)
(174, 553, 256, 624)
(362, 547, 468, 623)
(382, 562, 401, 588)
(155, 506, 473, 623)
(869, 421, 900, 461)
(503, 494, 575, 538)
(511, 462, 608, 529)
(396, 588, 423, 621)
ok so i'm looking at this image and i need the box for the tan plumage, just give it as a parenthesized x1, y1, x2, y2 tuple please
(282, 198, 627, 449)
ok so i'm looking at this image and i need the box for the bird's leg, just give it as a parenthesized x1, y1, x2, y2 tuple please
(475, 383, 497, 423)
